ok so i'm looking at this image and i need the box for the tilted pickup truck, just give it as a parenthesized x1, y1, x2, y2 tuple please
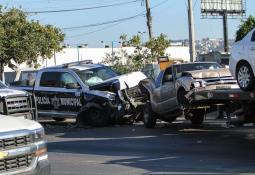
(11, 61, 147, 126)
(0, 81, 36, 120)
(0, 115, 50, 174)
(140, 62, 238, 128)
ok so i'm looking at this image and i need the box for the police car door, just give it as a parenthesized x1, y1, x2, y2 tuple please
(35, 71, 82, 118)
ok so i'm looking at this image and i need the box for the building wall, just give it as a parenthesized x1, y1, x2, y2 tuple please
(4, 46, 189, 72)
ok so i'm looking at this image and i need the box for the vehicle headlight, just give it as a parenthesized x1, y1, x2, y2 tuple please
(193, 81, 201, 88)
(33, 128, 45, 142)
(193, 80, 207, 88)
(105, 92, 116, 101)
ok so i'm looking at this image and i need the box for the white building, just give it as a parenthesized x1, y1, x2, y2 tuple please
(4, 46, 189, 72)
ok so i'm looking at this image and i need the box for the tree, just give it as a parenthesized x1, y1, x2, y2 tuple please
(0, 8, 65, 81)
(103, 33, 170, 74)
(236, 15, 255, 42)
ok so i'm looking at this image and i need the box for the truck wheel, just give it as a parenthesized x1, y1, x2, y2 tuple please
(53, 117, 66, 122)
(143, 102, 157, 128)
(178, 88, 189, 110)
(237, 62, 255, 91)
(189, 109, 205, 127)
(88, 108, 110, 127)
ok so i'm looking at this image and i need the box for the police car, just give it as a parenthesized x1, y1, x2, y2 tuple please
(12, 60, 147, 126)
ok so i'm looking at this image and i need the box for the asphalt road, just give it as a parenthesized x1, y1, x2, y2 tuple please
(44, 118, 255, 175)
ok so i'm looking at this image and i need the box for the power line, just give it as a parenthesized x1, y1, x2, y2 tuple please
(66, 21, 127, 39)
(65, 0, 170, 38)
(62, 13, 144, 31)
(26, 0, 140, 14)
(62, 0, 169, 31)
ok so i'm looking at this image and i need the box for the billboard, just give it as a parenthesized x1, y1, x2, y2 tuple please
(201, 0, 246, 16)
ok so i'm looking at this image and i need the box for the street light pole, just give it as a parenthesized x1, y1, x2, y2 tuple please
(101, 41, 119, 60)
(188, 0, 196, 62)
(138, 31, 146, 45)
(77, 46, 80, 62)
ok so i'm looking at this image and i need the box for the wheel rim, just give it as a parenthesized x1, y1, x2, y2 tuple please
(238, 66, 251, 88)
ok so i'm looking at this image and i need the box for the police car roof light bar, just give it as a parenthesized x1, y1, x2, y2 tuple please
(63, 60, 93, 68)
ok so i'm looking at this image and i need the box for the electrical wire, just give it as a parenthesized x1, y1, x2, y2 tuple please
(63, 0, 169, 31)
(25, 0, 140, 14)
(65, 0, 169, 38)
(62, 13, 144, 31)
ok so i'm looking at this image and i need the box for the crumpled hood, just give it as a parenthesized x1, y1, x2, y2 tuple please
(91, 71, 147, 91)
(115, 71, 147, 90)
(184, 68, 232, 79)
(0, 115, 41, 133)
(0, 88, 27, 97)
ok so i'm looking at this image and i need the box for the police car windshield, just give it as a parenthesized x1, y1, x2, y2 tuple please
(76, 66, 119, 86)
(0, 81, 7, 88)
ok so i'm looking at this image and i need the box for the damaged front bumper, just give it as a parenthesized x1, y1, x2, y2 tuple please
(186, 84, 241, 106)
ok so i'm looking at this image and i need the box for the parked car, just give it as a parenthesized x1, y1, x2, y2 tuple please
(0, 115, 50, 174)
(0, 81, 37, 120)
(139, 62, 238, 128)
(11, 61, 147, 126)
(230, 28, 255, 91)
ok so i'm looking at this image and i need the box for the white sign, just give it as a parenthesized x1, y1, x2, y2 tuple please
(201, 0, 244, 14)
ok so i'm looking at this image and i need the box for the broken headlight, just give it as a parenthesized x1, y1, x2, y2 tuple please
(193, 80, 207, 88)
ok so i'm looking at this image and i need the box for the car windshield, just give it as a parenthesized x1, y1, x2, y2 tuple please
(76, 66, 119, 86)
(0, 81, 7, 88)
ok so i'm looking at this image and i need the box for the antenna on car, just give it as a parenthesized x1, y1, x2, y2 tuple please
(63, 60, 93, 68)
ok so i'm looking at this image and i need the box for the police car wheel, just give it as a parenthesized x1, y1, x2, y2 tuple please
(88, 108, 110, 127)
(53, 117, 66, 122)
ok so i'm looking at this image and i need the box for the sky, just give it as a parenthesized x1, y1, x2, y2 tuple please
(0, 0, 254, 47)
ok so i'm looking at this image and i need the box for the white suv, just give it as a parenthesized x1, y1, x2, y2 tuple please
(230, 28, 255, 91)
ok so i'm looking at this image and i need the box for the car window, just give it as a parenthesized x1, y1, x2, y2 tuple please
(59, 72, 79, 88)
(251, 31, 255, 42)
(76, 66, 118, 86)
(40, 72, 61, 87)
(162, 67, 172, 85)
(9, 72, 37, 87)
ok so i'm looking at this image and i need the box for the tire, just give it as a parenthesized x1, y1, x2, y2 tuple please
(53, 117, 66, 122)
(188, 109, 205, 127)
(88, 108, 110, 127)
(143, 102, 157, 128)
(236, 62, 255, 91)
(177, 88, 189, 110)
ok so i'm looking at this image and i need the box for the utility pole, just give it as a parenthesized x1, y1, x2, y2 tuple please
(145, 0, 152, 39)
(222, 11, 229, 52)
(188, 0, 196, 62)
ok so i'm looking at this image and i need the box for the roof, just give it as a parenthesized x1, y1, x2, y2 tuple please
(42, 60, 105, 71)
(174, 61, 219, 66)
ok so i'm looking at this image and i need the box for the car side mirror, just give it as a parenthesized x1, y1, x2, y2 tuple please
(66, 83, 81, 89)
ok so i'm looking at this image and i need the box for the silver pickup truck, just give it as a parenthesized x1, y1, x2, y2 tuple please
(0, 115, 50, 174)
(140, 62, 238, 128)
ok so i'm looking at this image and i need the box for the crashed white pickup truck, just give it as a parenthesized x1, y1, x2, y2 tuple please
(0, 115, 50, 174)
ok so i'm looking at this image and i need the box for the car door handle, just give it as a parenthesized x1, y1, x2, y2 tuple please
(251, 47, 255, 51)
